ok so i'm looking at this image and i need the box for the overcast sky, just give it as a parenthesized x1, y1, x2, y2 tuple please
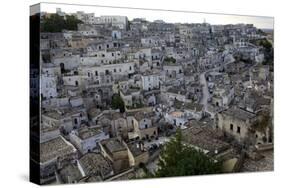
(40, 3, 274, 29)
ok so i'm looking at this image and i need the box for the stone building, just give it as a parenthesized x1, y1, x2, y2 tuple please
(99, 138, 130, 173)
(217, 107, 257, 144)
(69, 126, 109, 154)
(40, 136, 78, 184)
(128, 111, 158, 140)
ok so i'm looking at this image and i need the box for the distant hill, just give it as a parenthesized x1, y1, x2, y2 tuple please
(261, 28, 274, 34)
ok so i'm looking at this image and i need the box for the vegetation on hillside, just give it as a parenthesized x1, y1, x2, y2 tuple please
(41, 14, 82, 32)
(111, 94, 125, 113)
(164, 56, 176, 64)
(252, 111, 271, 133)
(251, 38, 273, 67)
(142, 129, 222, 178)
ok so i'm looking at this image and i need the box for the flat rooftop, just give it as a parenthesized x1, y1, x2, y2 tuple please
(127, 142, 146, 157)
(100, 138, 127, 154)
(221, 107, 256, 121)
(43, 107, 86, 120)
(77, 126, 103, 140)
(174, 101, 203, 112)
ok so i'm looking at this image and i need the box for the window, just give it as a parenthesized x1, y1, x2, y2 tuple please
(146, 135, 149, 139)
(114, 69, 116, 73)
(237, 126, 241, 134)
(145, 124, 148, 129)
(230, 124, 233, 131)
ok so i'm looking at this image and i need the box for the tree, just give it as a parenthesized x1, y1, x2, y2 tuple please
(251, 111, 270, 134)
(41, 14, 65, 32)
(260, 39, 273, 67)
(41, 14, 82, 32)
(111, 94, 125, 113)
(64, 15, 82, 30)
(146, 129, 222, 178)
(257, 29, 266, 36)
(164, 56, 176, 64)
(250, 38, 273, 67)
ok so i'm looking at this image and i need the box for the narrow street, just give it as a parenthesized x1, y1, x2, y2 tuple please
(199, 72, 209, 111)
(199, 61, 234, 113)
